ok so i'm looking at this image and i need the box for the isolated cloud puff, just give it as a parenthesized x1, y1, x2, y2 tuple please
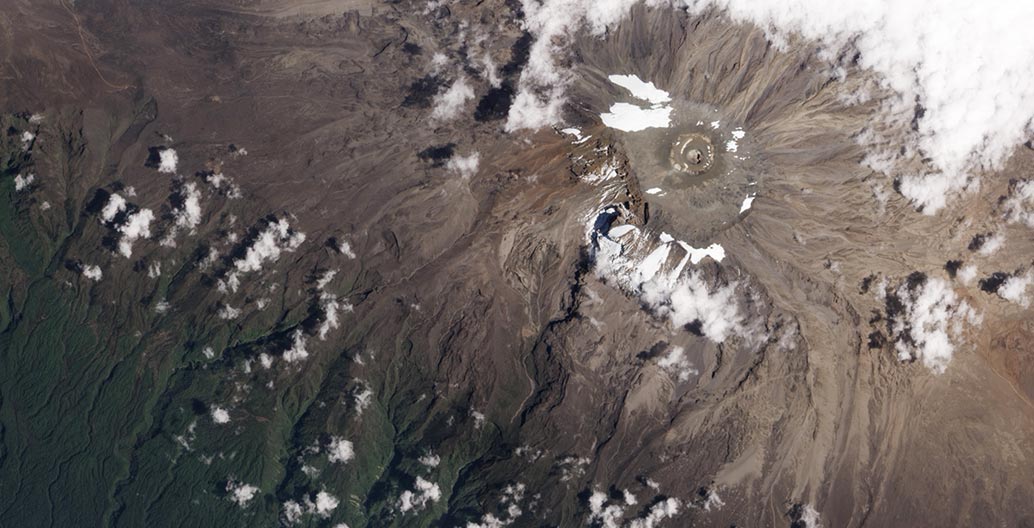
(283, 329, 309, 363)
(327, 436, 354, 464)
(398, 476, 442, 513)
(432, 77, 476, 121)
(82, 264, 103, 281)
(13, 173, 34, 192)
(158, 148, 178, 174)
(998, 271, 1033, 308)
(447, 152, 480, 179)
(226, 479, 259, 507)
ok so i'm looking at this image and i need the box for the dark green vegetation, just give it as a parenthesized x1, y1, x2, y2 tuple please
(0, 111, 552, 527)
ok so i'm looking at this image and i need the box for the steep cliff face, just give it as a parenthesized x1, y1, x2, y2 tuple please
(2, 1, 1034, 527)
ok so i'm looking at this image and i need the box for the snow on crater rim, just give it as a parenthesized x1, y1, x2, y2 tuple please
(607, 74, 672, 105)
(506, 0, 1034, 213)
(600, 74, 674, 132)
(601, 103, 672, 132)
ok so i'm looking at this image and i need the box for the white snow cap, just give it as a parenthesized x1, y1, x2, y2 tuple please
(739, 194, 756, 213)
(607, 74, 671, 105)
(600, 74, 674, 132)
(591, 218, 742, 343)
(158, 148, 178, 174)
(601, 103, 672, 132)
(508, 0, 1034, 213)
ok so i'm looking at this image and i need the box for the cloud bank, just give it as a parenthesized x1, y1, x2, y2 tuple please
(507, 0, 1034, 213)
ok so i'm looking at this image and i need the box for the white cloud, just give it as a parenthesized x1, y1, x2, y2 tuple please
(20, 131, 34, 150)
(591, 214, 742, 343)
(998, 271, 1033, 308)
(158, 148, 178, 174)
(165, 182, 203, 244)
(703, 489, 724, 512)
(505, 0, 641, 131)
(398, 476, 442, 513)
(508, 0, 1034, 214)
(627, 498, 680, 528)
(283, 329, 309, 363)
(211, 406, 230, 424)
(315, 271, 348, 339)
(283, 500, 305, 525)
(796, 504, 822, 528)
(101, 194, 128, 223)
(505, 87, 567, 132)
(353, 382, 373, 415)
(226, 479, 259, 506)
(1004, 179, 1034, 228)
(259, 353, 273, 368)
(418, 452, 441, 468)
(234, 218, 306, 275)
(678, 0, 1034, 213)
(218, 304, 241, 320)
(13, 173, 34, 192)
(314, 491, 339, 518)
(338, 239, 356, 259)
(657, 345, 698, 381)
(117, 209, 154, 257)
(82, 264, 103, 281)
(466, 483, 525, 527)
(957, 264, 978, 286)
(328, 436, 354, 464)
(978, 232, 1005, 257)
(148, 261, 161, 278)
(447, 152, 480, 179)
(432, 77, 475, 121)
(316, 270, 337, 291)
(891, 277, 979, 373)
(588, 489, 625, 528)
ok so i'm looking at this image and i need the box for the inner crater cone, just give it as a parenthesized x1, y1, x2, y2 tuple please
(670, 133, 715, 175)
